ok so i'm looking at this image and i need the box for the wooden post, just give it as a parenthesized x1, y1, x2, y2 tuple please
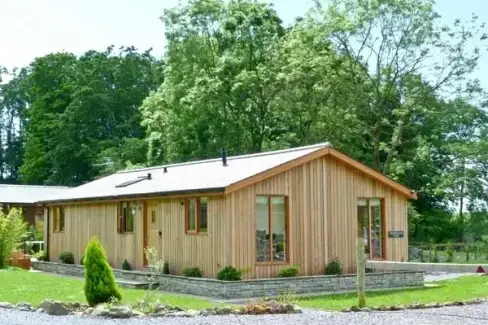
(357, 211, 366, 308)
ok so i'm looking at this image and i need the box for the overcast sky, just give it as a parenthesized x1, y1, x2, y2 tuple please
(0, 0, 486, 89)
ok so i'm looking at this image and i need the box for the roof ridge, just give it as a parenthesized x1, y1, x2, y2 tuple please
(117, 142, 332, 174)
(0, 184, 70, 188)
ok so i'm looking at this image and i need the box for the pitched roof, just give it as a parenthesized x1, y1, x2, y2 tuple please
(0, 184, 70, 204)
(39, 142, 416, 203)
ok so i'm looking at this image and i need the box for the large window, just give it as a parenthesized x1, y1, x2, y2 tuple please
(118, 202, 136, 233)
(185, 197, 208, 234)
(53, 207, 65, 232)
(358, 198, 384, 259)
(255, 196, 288, 263)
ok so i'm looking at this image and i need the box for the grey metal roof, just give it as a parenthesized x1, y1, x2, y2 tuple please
(0, 184, 70, 204)
(40, 143, 331, 203)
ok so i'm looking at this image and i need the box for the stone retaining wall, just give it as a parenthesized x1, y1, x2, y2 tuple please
(32, 261, 424, 299)
(366, 260, 488, 273)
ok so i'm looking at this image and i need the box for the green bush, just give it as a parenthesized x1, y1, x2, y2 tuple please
(446, 242, 454, 262)
(83, 237, 122, 306)
(183, 267, 203, 277)
(80, 255, 84, 265)
(0, 208, 28, 269)
(121, 259, 132, 271)
(59, 251, 75, 264)
(217, 265, 243, 281)
(324, 257, 343, 275)
(33, 250, 46, 261)
(277, 265, 299, 277)
(163, 261, 170, 275)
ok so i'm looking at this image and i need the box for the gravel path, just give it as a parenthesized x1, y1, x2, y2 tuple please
(3, 304, 488, 325)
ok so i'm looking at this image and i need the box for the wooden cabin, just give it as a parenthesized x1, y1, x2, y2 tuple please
(40, 143, 416, 279)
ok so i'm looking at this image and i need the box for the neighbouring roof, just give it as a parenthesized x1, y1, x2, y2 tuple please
(39, 142, 416, 204)
(0, 184, 71, 204)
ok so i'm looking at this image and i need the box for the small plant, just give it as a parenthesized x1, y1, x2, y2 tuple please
(446, 242, 454, 262)
(33, 250, 46, 261)
(0, 208, 28, 269)
(183, 266, 203, 277)
(80, 255, 84, 265)
(59, 251, 75, 264)
(84, 237, 122, 306)
(217, 265, 243, 281)
(121, 259, 132, 271)
(324, 257, 343, 275)
(277, 265, 299, 277)
(163, 261, 170, 275)
(276, 290, 297, 304)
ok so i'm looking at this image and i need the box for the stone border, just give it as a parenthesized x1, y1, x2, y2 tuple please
(32, 261, 424, 299)
(366, 260, 488, 273)
(343, 297, 487, 312)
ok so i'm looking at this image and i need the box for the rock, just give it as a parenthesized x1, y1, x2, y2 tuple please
(342, 307, 352, 312)
(39, 299, 53, 310)
(91, 304, 109, 317)
(453, 301, 465, 306)
(36, 308, 44, 313)
(0, 302, 14, 309)
(173, 306, 184, 311)
(378, 305, 389, 311)
(267, 300, 280, 308)
(15, 302, 32, 311)
(361, 307, 372, 312)
(165, 311, 197, 317)
(186, 309, 201, 317)
(389, 305, 405, 311)
(72, 302, 81, 309)
(148, 311, 168, 317)
(132, 310, 146, 317)
(293, 306, 303, 314)
(44, 301, 69, 316)
(70, 311, 83, 316)
(107, 306, 132, 319)
(350, 305, 361, 312)
(219, 306, 233, 315)
(83, 307, 94, 315)
(154, 303, 171, 312)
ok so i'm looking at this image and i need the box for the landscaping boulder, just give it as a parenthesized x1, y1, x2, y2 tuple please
(42, 300, 69, 316)
(0, 302, 14, 309)
(91, 304, 109, 317)
(83, 307, 94, 315)
(107, 306, 132, 319)
(15, 302, 32, 311)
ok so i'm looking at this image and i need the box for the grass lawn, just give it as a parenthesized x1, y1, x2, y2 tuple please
(297, 275, 488, 311)
(0, 268, 214, 309)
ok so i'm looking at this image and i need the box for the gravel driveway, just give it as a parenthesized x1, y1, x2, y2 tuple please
(2, 304, 488, 325)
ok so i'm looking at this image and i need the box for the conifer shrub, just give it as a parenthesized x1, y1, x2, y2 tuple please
(324, 257, 343, 275)
(162, 261, 170, 275)
(183, 266, 203, 277)
(83, 237, 122, 306)
(217, 265, 243, 281)
(59, 251, 74, 264)
(121, 259, 131, 270)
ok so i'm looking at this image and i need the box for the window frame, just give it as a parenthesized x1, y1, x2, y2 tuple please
(184, 197, 208, 235)
(52, 206, 65, 233)
(255, 195, 289, 265)
(118, 201, 136, 234)
(357, 197, 386, 260)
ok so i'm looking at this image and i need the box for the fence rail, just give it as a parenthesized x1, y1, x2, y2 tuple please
(409, 242, 488, 264)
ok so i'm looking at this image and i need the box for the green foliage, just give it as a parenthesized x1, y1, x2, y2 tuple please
(121, 259, 131, 271)
(83, 237, 122, 306)
(277, 265, 299, 278)
(446, 242, 454, 262)
(276, 290, 297, 304)
(325, 257, 344, 275)
(182, 267, 203, 278)
(0, 208, 28, 269)
(59, 251, 74, 264)
(162, 261, 170, 275)
(217, 266, 243, 281)
(33, 250, 46, 261)
(80, 255, 84, 265)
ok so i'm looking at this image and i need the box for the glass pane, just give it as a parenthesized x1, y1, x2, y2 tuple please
(59, 208, 65, 231)
(357, 200, 370, 257)
(151, 210, 156, 224)
(370, 199, 383, 258)
(126, 203, 135, 232)
(188, 199, 196, 231)
(199, 197, 208, 233)
(271, 197, 286, 262)
(255, 196, 270, 262)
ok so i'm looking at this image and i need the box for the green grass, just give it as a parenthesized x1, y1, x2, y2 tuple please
(297, 275, 488, 311)
(0, 268, 214, 309)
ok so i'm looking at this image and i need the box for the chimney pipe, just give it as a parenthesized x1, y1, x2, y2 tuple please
(163, 167, 168, 173)
(221, 148, 227, 166)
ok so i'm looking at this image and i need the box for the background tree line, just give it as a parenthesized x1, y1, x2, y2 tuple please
(1, 0, 488, 244)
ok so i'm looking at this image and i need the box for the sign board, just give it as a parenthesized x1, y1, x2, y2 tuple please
(388, 231, 404, 238)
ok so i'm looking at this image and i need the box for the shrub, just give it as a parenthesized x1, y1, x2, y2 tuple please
(446, 242, 454, 262)
(59, 251, 75, 264)
(121, 259, 131, 271)
(183, 266, 203, 277)
(80, 255, 84, 265)
(277, 265, 299, 277)
(324, 257, 343, 275)
(84, 237, 122, 306)
(0, 208, 28, 269)
(217, 265, 243, 281)
(163, 261, 170, 275)
(33, 250, 46, 261)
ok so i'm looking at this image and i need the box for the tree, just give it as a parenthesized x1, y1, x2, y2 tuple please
(83, 237, 121, 306)
(0, 208, 28, 269)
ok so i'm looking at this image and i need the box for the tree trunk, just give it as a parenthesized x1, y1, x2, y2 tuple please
(357, 215, 366, 308)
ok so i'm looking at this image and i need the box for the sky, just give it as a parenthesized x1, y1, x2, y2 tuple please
(0, 0, 487, 89)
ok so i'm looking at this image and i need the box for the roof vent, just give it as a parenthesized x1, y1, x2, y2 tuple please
(115, 174, 151, 188)
(221, 148, 228, 167)
(147, 173, 152, 180)
(163, 167, 168, 173)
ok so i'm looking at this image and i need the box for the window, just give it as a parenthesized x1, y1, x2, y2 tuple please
(53, 207, 65, 232)
(185, 197, 208, 234)
(255, 196, 288, 263)
(358, 198, 384, 259)
(118, 201, 136, 233)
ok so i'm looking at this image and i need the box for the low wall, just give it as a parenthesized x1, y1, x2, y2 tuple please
(366, 260, 488, 274)
(32, 261, 424, 299)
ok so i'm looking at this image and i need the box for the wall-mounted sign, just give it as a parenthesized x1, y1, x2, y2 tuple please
(388, 231, 404, 238)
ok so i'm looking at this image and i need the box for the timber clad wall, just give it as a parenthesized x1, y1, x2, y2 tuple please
(46, 155, 409, 279)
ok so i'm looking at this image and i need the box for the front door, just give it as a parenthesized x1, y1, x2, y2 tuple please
(146, 201, 162, 264)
